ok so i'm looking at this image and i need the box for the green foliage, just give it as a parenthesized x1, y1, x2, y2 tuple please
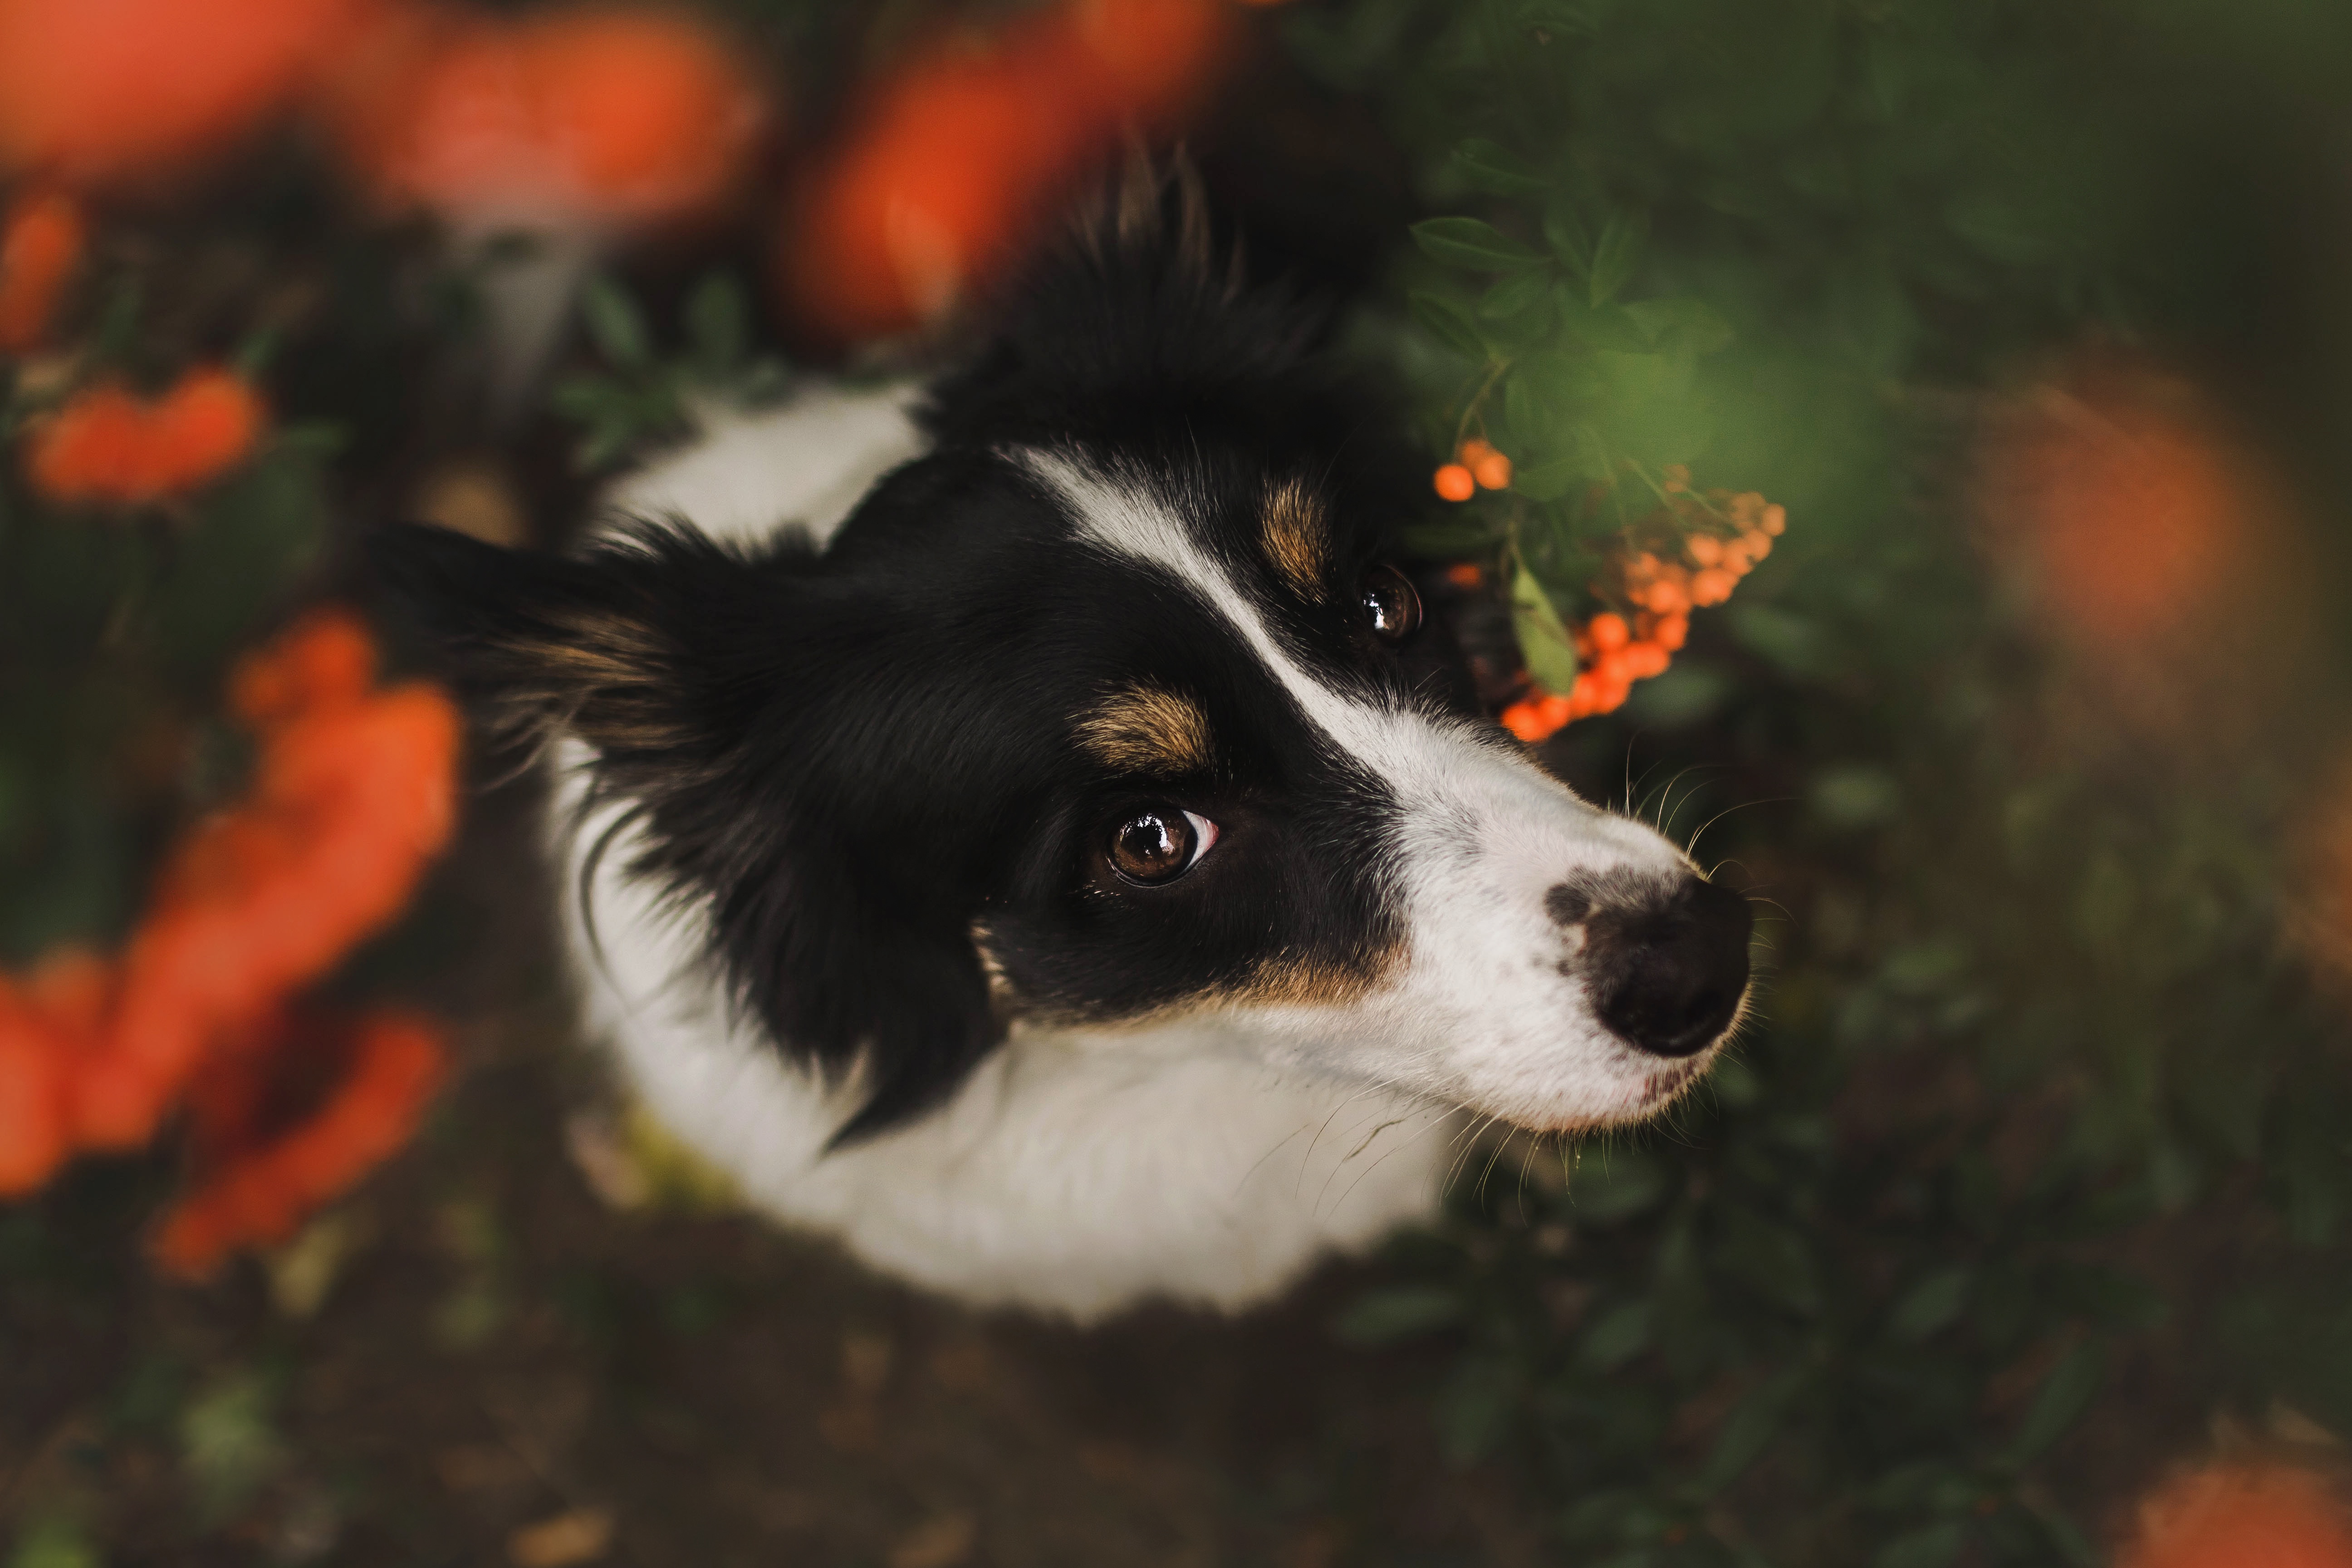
(1293, 0, 2352, 1559)
(550, 270, 789, 471)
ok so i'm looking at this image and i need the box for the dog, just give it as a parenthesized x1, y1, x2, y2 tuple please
(377, 171, 1753, 1321)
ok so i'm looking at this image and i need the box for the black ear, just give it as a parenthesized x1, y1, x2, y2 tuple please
(366, 519, 767, 761)
(368, 519, 1000, 1143)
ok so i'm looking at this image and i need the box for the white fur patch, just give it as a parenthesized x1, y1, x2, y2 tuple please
(607, 383, 926, 550)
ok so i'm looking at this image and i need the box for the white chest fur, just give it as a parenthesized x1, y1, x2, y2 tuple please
(558, 388, 1456, 1321)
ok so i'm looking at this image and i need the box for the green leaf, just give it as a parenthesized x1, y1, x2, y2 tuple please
(1512, 566, 1582, 691)
(684, 272, 750, 377)
(1412, 216, 1543, 273)
(1435, 1358, 1519, 1466)
(1888, 1266, 1972, 1342)
(580, 274, 653, 368)
(1409, 291, 1489, 358)
(1453, 137, 1549, 196)
(1588, 212, 1650, 306)
(1874, 1520, 1967, 1568)
(1622, 297, 1736, 356)
(1579, 1300, 1654, 1372)
(1479, 267, 1555, 320)
(1543, 201, 1594, 277)
(180, 1372, 285, 1523)
(1511, 457, 1589, 503)
(1333, 1285, 1464, 1346)
(1692, 1367, 1808, 1495)
(2001, 1343, 2105, 1466)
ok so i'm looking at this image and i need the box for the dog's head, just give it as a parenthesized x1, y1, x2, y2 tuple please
(377, 172, 1752, 1143)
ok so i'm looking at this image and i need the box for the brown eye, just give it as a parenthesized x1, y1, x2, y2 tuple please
(1107, 807, 1219, 886)
(1362, 565, 1422, 643)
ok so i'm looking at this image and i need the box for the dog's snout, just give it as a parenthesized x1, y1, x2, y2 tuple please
(1582, 875, 1751, 1058)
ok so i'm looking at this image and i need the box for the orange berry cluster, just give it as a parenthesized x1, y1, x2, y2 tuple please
(1433, 436, 1512, 501)
(24, 365, 268, 505)
(0, 611, 461, 1275)
(1500, 478, 1786, 742)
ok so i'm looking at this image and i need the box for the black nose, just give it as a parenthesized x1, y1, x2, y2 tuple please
(1584, 875, 1752, 1058)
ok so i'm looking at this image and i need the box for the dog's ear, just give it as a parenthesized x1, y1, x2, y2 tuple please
(368, 519, 998, 1143)
(365, 519, 774, 762)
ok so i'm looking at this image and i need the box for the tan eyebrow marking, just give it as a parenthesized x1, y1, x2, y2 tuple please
(1261, 479, 1328, 600)
(1076, 685, 1215, 774)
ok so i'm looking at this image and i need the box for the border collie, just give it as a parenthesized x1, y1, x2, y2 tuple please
(378, 168, 1753, 1321)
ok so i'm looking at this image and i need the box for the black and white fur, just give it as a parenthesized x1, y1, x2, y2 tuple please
(379, 174, 1753, 1320)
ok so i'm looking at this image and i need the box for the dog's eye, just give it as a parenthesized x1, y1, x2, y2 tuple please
(1361, 566, 1422, 643)
(1107, 807, 1219, 886)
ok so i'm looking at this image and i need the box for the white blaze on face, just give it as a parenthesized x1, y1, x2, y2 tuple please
(1018, 450, 1708, 1132)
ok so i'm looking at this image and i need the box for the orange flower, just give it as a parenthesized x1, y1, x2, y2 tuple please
(1432, 462, 1475, 502)
(0, 187, 83, 352)
(152, 1009, 448, 1276)
(326, 4, 765, 232)
(0, 610, 460, 1255)
(1976, 362, 2238, 650)
(23, 365, 267, 505)
(783, 0, 1233, 339)
(0, 0, 359, 185)
(2119, 1461, 2352, 1568)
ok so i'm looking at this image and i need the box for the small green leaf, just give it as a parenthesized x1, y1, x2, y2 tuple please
(1479, 267, 1555, 320)
(1453, 137, 1549, 196)
(684, 272, 750, 377)
(1333, 1285, 1464, 1346)
(1692, 1367, 1808, 1494)
(580, 274, 652, 368)
(1889, 1266, 1972, 1342)
(2001, 1343, 2105, 1466)
(1412, 216, 1543, 273)
(1435, 1358, 1518, 1466)
(1511, 457, 1588, 503)
(1543, 201, 1594, 277)
(1579, 1300, 1653, 1372)
(1409, 291, 1488, 358)
(1588, 212, 1650, 306)
(1512, 566, 1582, 691)
(1622, 297, 1735, 355)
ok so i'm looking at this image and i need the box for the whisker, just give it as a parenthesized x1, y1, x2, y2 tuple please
(1685, 796, 1794, 861)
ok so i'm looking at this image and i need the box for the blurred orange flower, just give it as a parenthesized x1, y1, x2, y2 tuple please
(784, 0, 1234, 339)
(1976, 361, 2239, 651)
(0, 612, 460, 1276)
(2120, 1461, 2352, 1568)
(153, 1009, 447, 1275)
(23, 365, 268, 505)
(0, 187, 83, 352)
(0, 0, 359, 184)
(324, 4, 765, 232)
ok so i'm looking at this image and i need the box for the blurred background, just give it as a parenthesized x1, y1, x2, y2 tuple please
(4, 0, 2352, 1564)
